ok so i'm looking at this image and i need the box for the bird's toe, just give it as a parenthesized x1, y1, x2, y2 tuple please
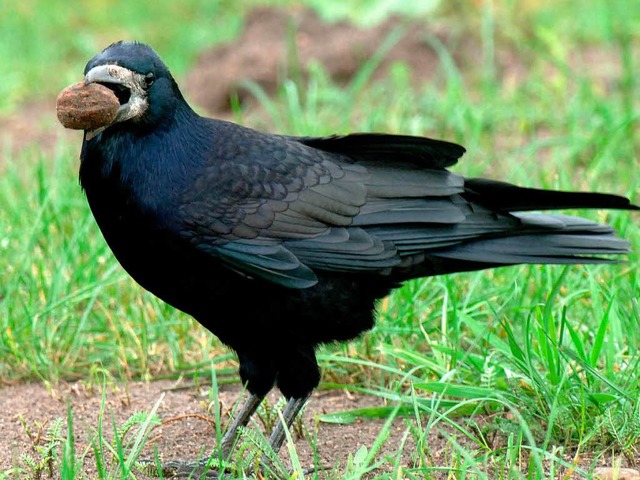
(136, 458, 224, 478)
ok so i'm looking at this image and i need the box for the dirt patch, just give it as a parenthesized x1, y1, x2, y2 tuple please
(182, 6, 626, 117)
(0, 380, 635, 479)
(184, 6, 468, 115)
(0, 380, 419, 478)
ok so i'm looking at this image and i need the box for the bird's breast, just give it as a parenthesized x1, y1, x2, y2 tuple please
(80, 152, 230, 317)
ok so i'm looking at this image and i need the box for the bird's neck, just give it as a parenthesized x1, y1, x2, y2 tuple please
(79, 104, 211, 218)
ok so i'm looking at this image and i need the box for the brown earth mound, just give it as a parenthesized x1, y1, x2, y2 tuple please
(185, 6, 464, 115)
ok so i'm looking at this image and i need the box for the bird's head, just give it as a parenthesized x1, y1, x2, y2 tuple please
(83, 41, 186, 138)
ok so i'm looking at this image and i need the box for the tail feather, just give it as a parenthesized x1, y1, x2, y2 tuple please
(465, 178, 639, 212)
(430, 213, 631, 265)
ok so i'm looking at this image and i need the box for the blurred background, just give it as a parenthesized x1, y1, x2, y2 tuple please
(2, 0, 638, 176)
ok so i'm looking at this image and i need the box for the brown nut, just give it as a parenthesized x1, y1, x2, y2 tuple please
(56, 82, 120, 130)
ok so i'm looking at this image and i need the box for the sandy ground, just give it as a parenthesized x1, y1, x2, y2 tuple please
(0, 380, 423, 478)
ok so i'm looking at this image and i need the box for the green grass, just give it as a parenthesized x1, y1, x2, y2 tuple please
(1, 0, 639, 478)
(0, 0, 257, 114)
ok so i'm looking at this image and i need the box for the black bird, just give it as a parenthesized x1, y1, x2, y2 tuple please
(77, 41, 637, 475)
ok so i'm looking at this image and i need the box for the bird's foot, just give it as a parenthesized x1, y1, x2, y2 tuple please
(136, 457, 233, 479)
(136, 455, 327, 479)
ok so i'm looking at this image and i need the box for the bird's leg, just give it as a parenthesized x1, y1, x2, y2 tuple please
(260, 396, 309, 463)
(263, 396, 335, 477)
(219, 391, 263, 458)
(138, 392, 264, 478)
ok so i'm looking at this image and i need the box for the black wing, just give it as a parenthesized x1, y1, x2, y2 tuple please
(179, 123, 634, 288)
(179, 127, 467, 288)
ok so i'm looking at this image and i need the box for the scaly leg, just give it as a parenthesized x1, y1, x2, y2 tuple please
(219, 392, 263, 458)
(260, 396, 309, 465)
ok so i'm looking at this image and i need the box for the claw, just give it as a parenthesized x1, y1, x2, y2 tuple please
(137, 458, 222, 478)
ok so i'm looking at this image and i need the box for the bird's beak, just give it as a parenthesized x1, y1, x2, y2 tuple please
(83, 64, 148, 139)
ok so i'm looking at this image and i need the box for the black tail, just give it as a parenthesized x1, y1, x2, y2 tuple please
(430, 214, 631, 265)
(465, 178, 639, 212)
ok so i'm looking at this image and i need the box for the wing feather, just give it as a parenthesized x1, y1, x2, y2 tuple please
(180, 122, 633, 288)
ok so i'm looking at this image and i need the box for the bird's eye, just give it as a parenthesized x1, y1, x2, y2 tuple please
(144, 72, 155, 89)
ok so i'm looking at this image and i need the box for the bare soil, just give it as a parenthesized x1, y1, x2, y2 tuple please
(1, 6, 635, 479)
(0, 380, 635, 479)
(183, 6, 456, 115)
(0, 380, 422, 478)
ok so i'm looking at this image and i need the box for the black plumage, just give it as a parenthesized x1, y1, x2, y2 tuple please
(77, 41, 637, 475)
